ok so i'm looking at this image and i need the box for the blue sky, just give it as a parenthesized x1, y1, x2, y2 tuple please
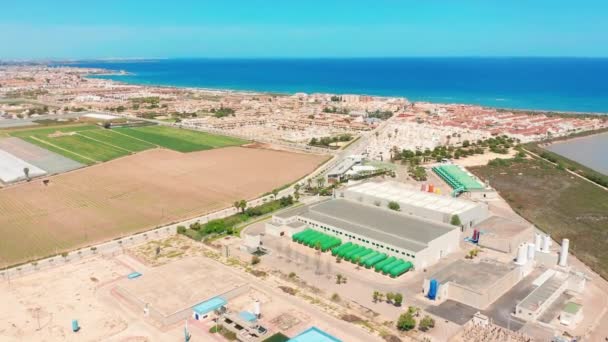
(1, 0, 607, 59)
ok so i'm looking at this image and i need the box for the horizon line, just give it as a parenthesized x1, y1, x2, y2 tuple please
(3, 56, 608, 63)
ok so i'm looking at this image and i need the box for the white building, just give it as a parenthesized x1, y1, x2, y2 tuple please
(338, 181, 489, 228)
(269, 198, 460, 270)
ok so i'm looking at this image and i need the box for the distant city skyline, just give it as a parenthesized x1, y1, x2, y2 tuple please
(1, 0, 608, 59)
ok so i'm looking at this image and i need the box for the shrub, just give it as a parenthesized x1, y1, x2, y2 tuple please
(419, 315, 436, 332)
(396, 313, 416, 331)
(388, 201, 400, 211)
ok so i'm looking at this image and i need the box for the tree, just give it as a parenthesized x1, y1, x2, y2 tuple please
(388, 201, 400, 211)
(450, 215, 462, 227)
(239, 200, 247, 213)
(397, 313, 416, 331)
(316, 177, 325, 189)
(419, 316, 435, 332)
(23, 167, 30, 180)
(336, 274, 345, 284)
(386, 292, 395, 303)
(393, 293, 403, 306)
(373, 291, 380, 303)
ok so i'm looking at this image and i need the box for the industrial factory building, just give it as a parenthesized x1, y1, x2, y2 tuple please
(423, 259, 523, 309)
(337, 181, 489, 228)
(268, 196, 460, 270)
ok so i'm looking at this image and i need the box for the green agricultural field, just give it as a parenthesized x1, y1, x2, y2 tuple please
(5, 123, 248, 165)
(78, 128, 157, 152)
(115, 125, 248, 152)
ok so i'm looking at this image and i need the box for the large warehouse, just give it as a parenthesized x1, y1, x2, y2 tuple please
(269, 197, 460, 269)
(337, 181, 489, 228)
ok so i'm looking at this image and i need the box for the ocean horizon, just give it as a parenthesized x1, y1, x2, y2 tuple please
(66, 58, 608, 114)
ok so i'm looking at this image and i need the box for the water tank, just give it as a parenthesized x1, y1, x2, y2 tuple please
(534, 234, 542, 251)
(515, 244, 527, 265)
(428, 279, 438, 300)
(559, 239, 569, 267)
(253, 300, 261, 318)
(541, 234, 551, 253)
(527, 243, 536, 261)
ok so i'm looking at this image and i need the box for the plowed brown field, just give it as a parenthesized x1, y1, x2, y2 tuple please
(0, 147, 326, 266)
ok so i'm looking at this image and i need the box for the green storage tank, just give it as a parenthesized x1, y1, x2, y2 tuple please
(297, 229, 315, 243)
(382, 259, 404, 274)
(388, 261, 413, 277)
(343, 245, 365, 260)
(358, 251, 379, 265)
(374, 256, 396, 272)
(351, 249, 373, 263)
(338, 244, 360, 258)
(332, 242, 352, 255)
(363, 253, 387, 268)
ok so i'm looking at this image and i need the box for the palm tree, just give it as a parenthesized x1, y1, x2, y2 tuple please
(238, 200, 247, 212)
(233, 201, 240, 212)
(272, 189, 279, 200)
(306, 178, 313, 190)
(23, 167, 30, 181)
(316, 177, 325, 189)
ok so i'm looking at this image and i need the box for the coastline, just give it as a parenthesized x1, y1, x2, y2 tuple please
(88, 71, 608, 117)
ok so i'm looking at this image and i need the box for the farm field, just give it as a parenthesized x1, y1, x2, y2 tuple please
(5, 124, 248, 165)
(0, 146, 327, 267)
(114, 125, 248, 152)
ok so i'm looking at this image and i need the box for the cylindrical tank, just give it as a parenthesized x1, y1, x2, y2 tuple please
(527, 243, 536, 261)
(515, 244, 527, 265)
(534, 234, 542, 251)
(542, 234, 551, 253)
(253, 300, 261, 318)
(559, 239, 569, 267)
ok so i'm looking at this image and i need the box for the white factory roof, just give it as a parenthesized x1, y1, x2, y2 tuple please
(345, 181, 479, 215)
(287, 199, 456, 252)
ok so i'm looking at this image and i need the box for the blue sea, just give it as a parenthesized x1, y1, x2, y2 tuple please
(66, 58, 608, 114)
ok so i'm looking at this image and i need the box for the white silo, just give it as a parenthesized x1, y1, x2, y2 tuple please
(515, 244, 527, 265)
(527, 243, 536, 261)
(541, 234, 551, 253)
(535, 234, 542, 251)
(559, 239, 570, 267)
(253, 300, 261, 318)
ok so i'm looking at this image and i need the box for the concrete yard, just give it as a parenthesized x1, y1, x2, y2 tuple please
(115, 256, 248, 318)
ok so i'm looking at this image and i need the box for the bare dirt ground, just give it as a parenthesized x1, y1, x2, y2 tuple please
(0, 146, 326, 267)
(0, 236, 382, 342)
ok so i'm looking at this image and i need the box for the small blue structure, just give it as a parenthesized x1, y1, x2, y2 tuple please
(428, 279, 438, 300)
(239, 311, 258, 323)
(288, 326, 342, 342)
(71, 319, 80, 332)
(127, 272, 142, 279)
(192, 297, 227, 320)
